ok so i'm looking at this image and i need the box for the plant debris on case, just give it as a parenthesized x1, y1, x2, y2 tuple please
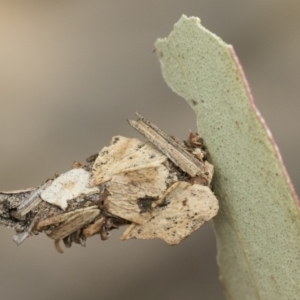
(0, 114, 219, 253)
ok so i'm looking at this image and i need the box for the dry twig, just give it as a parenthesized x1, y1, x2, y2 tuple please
(0, 114, 218, 253)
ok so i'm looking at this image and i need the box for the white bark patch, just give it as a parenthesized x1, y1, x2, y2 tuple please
(41, 169, 99, 210)
(121, 182, 219, 244)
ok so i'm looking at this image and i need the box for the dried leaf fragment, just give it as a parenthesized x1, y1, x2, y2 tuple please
(92, 136, 170, 224)
(91, 135, 167, 185)
(121, 182, 218, 244)
(41, 168, 99, 210)
(107, 163, 169, 224)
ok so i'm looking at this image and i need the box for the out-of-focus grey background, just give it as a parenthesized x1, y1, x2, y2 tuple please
(0, 1, 299, 300)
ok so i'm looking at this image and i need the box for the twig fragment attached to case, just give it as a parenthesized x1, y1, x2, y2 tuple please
(0, 114, 219, 253)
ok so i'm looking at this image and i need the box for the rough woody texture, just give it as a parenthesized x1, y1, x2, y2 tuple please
(91, 133, 218, 244)
(155, 15, 300, 300)
(0, 116, 219, 252)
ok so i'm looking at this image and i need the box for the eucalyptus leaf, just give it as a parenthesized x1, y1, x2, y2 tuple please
(155, 15, 300, 300)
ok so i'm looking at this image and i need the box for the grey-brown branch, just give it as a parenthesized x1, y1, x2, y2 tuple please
(0, 114, 219, 253)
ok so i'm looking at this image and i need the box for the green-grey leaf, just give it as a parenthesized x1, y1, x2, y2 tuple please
(155, 15, 300, 300)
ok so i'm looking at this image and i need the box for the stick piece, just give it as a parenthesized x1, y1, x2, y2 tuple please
(128, 113, 204, 177)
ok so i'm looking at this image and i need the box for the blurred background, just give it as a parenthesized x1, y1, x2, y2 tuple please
(0, 1, 299, 300)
